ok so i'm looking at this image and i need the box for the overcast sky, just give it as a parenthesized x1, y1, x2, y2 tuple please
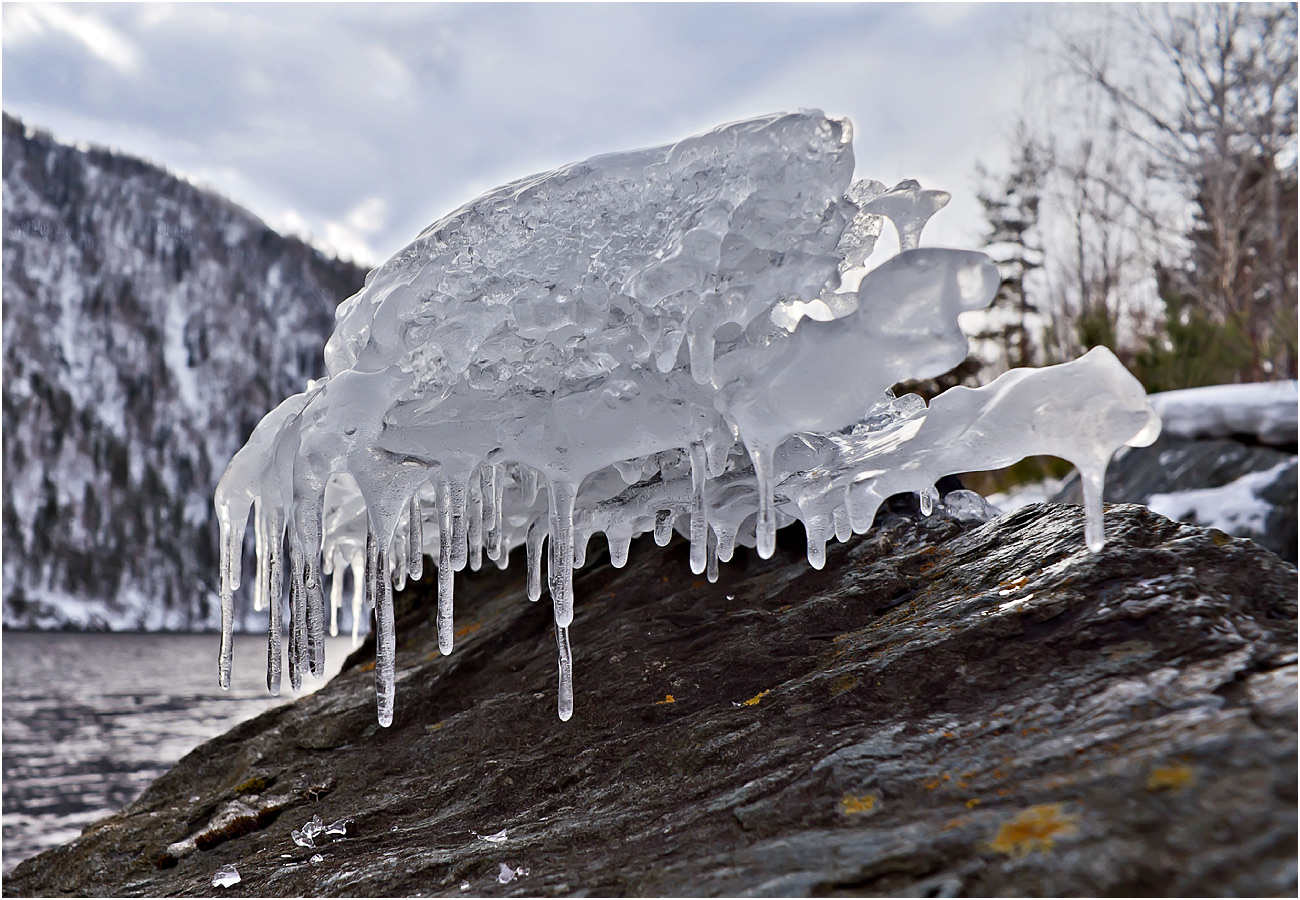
(3, 2, 1045, 268)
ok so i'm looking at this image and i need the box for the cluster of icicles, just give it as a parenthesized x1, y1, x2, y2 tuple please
(215, 111, 1161, 725)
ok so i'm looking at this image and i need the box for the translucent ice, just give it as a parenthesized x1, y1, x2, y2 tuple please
(498, 863, 528, 884)
(214, 111, 1160, 726)
(212, 865, 241, 888)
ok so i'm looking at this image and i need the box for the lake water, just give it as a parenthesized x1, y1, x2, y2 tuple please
(2, 631, 354, 874)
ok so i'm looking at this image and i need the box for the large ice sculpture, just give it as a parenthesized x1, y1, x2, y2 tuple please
(215, 112, 1161, 726)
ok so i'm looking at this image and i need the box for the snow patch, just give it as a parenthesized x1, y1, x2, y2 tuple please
(1150, 381, 1298, 446)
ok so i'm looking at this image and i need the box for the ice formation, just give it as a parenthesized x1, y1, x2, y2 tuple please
(212, 865, 241, 888)
(215, 111, 1161, 727)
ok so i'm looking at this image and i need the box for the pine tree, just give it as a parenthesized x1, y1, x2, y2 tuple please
(973, 124, 1047, 375)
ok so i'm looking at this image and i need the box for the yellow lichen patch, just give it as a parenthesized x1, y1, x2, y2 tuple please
(829, 674, 860, 696)
(425, 721, 446, 733)
(1209, 529, 1233, 546)
(941, 817, 967, 832)
(923, 778, 942, 791)
(966, 798, 981, 809)
(233, 776, 268, 795)
(1146, 763, 1195, 792)
(742, 689, 772, 706)
(840, 793, 877, 815)
(655, 694, 676, 705)
(453, 622, 482, 639)
(987, 804, 1078, 857)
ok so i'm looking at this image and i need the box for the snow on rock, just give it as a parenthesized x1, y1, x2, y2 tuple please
(1149, 381, 1298, 447)
(214, 111, 1162, 724)
(1147, 460, 1296, 541)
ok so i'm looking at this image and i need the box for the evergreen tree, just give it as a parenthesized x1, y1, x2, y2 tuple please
(973, 124, 1047, 375)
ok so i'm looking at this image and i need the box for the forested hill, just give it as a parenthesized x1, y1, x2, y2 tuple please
(2, 113, 367, 629)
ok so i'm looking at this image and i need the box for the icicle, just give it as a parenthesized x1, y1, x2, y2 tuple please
(555, 623, 574, 722)
(688, 443, 709, 575)
(750, 443, 777, 559)
(805, 515, 829, 570)
(371, 532, 396, 727)
(608, 530, 631, 568)
(365, 528, 379, 611)
(349, 550, 364, 646)
(547, 479, 577, 629)
(436, 478, 455, 655)
(296, 490, 328, 679)
(217, 512, 244, 691)
(522, 466, 539, 507)
(716, 525, 736, 563)
(653, 509, 675, 546)
(287, 540, 305, 692)
(483, 465, 501, 561)
(833, 505, 851, 543)
(919, 484, 937, 517)
(1080, 466, 1107, 552)
(328, 557, 343, 638)
(706, 525, 719, 583)
(468, 472, 483, 572)
(252, 498, 267, 613)
(526, 518, 545, 601)
(264, 505, 284, 695)
(449, 478, 468, 571)
(573, 529, 589, 568)
(408, 493, 424, 581)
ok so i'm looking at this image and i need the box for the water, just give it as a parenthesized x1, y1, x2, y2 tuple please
(2, 631, 354, 873)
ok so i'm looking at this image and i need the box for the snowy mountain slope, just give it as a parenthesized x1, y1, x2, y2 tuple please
(2, 113, 367, 629)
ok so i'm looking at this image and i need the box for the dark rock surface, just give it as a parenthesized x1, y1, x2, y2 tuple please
(1054, 431, 1298, 563)
(7, 503, 1296, 897)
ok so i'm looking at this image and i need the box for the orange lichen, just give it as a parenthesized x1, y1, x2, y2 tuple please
(742, 689, 772, 706)
(654, 694, 676, 705)
(987, 804, 1078, 857)
(923, 778, 942, 791)
(358, 661, 376, 673)
(966, 798, 981, 809)
(840, 793, 877, 815)
(453, 622, 481, 638)
(1146, 763, 1195, 792)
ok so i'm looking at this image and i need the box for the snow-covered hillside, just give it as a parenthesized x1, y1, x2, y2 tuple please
(2, 114, 366, 629)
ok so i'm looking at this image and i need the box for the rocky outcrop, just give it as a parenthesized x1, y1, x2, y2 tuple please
(6, 503, 1296, 897)
(2, 113, 366, 630)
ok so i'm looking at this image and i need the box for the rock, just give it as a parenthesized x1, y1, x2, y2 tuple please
(1053, 432, 1298, 562)
(6, 503, 1296, 897)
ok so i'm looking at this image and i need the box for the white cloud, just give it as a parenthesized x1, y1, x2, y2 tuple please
(5, 2, 141, 76)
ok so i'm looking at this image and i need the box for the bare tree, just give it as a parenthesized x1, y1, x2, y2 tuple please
(1001, 3, 1297, 382)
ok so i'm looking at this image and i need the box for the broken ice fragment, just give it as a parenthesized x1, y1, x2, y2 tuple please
(310, 854, 324, 864)
(325, 816, 353, 836)
(497, 863, 528, 884)
(290, 829, 315, 849)
(212, 865, 241, 888)
(479, 828, 508, 843)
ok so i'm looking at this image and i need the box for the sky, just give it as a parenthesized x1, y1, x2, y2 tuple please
(2, 2, 1044, 269)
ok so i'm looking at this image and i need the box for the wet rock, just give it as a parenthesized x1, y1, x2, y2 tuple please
(6, 503, 1296, 897)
